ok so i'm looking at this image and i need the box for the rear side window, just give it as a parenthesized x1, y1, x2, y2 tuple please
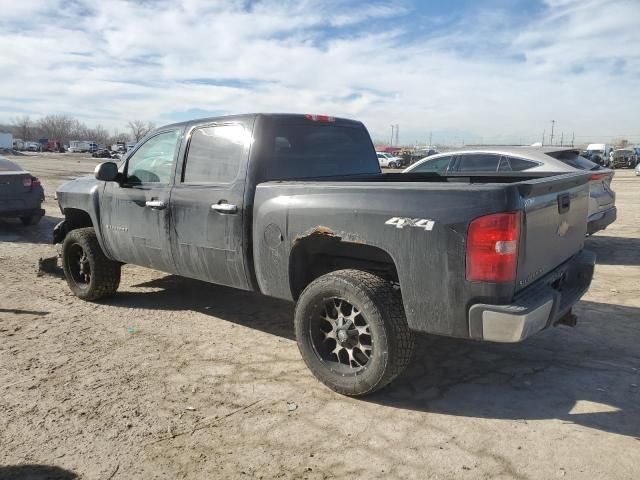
(411, 156, 452, 172)
(457, 153, 500, 172)
(505, 157, 539, 171)
(546, 150, 598, 170)
(260, 122, 379, 180)
(183, 124, 245, 183)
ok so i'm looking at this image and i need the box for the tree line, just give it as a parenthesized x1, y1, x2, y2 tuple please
(0, 115, 156, 146)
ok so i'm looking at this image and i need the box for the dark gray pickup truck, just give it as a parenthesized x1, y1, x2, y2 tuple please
(53, 113, 595, 395)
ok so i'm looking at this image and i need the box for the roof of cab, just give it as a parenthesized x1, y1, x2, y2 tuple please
(156, 113, 364, 131)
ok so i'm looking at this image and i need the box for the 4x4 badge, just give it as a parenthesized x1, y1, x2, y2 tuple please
(385, 217, 435, 231)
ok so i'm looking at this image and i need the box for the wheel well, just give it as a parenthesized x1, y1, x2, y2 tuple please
(65, 208, 93, 229)
(289, 234, 398, 299)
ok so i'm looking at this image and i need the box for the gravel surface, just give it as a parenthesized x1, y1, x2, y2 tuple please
(1, 153, 639, 479)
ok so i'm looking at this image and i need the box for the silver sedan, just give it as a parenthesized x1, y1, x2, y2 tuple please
(404, 146, 616, 235)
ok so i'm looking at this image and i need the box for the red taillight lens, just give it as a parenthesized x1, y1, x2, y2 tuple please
(22, 176, 32, 188)
(304, 114, 335, 122)
(31, 176, 41, 189)
(466, 211, 521, 283)
(589, 173, 606, 181)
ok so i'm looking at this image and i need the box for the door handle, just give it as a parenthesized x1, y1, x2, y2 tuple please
(145, 200, 166, 210)
(211, 203, 238, 214)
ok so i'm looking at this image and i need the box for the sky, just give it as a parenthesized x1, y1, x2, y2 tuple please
(0, 0, 639, 145)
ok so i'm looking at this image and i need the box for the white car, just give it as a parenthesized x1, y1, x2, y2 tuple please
(376, 152, 402, 168)
(404, 146, 617, 235)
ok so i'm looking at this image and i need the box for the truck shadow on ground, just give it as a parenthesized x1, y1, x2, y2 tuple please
(370, 299, 640, 439)
(585, 235, 640, 266)
(107, 276, 640, 439)
(111, 275, 296, 340)
(0, 465, 77, 480)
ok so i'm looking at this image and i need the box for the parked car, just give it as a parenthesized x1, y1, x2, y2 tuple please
(635, 162, 640, 176)
(91, 149, 113, 159)
(404, 146, 616, 235)
(610, 149, 638, 169)
(376, 151, 402, 168)
(585, 143, 612, 167)
(0, 157, 45, 225)
(53, 113, 595, 396)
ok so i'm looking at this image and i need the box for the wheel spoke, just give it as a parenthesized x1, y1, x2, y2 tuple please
(313, 297, 373, 372)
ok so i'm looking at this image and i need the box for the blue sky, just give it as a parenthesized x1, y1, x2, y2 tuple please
(1, 0, 638, 145)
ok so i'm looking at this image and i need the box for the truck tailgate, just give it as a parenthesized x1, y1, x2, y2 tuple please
(516, 173, 590, 291)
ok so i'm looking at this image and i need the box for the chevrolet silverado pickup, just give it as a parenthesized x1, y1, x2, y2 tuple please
(53, 113, 595, 396)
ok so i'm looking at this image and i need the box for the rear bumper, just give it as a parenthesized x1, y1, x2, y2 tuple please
(468, 250, 596, 343)
(587, 206, 617, 235)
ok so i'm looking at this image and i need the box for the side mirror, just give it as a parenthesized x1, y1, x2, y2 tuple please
(95, 161, 119, 182)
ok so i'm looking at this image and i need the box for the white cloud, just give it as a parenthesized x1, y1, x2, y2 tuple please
(1, 0, 638, 145)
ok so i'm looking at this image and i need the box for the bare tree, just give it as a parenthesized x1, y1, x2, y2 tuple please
(127, 120, 155, 142)
(11, 115, 33, 141)
(37, 114, 77, 143)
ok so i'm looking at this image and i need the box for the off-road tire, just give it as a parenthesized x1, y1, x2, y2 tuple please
(20, 214, 42, 226)
(62, 227, 121, 301)
(295, 269, 415, 396)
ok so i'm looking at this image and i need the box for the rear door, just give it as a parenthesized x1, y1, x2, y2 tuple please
(169, 121, 252, 289)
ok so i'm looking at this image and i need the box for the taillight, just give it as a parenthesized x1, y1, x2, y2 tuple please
(466, 211, 521, 283)
(304, 114, 335, 122)
(22, 176, 32, 188)
(31, 176, 41, 188)
(589, 173, 606, 181)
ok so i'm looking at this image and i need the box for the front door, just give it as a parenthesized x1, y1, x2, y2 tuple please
(169, 122, 251, 289)
(100, 129, 182, 273)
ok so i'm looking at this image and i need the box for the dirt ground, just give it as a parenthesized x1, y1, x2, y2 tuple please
(1, 152, 639, 480)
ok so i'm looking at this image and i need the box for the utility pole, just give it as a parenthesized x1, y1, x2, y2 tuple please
(560, 132, 564, 146)
(542, 130, 545, 146)
(550, 120, 555, 145)
(571, 132, 575, 147)
(395, 125, 399, 146)
(429, 131, 432, 147)
(390, 125, 394, 146)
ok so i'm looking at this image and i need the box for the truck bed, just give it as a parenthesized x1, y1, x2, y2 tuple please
(252, 170, 591, 339)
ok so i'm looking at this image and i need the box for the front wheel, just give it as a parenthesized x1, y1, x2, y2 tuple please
(294, 269, 414, 396)
(389, 162, 397, 169)
(62, 227, 121, 300)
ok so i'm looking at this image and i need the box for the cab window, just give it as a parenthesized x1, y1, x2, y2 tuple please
(126, 131, 180, 184)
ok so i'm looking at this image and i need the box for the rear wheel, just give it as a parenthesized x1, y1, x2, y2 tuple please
(294, 269, 414, 396)
(62, 227, 121, 300)
(389, 161, 397, 169)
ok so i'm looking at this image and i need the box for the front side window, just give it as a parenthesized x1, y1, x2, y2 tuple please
(126, 131, 180, 184)
(411, 155, 452, 173)
(457, 153, 500, 172)
(183, 124, 246, 183)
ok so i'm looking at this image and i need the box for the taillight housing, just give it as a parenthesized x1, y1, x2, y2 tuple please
(31, 176, 41, 188)
(22, 176, 32, 188)
(466, 211, 521, 283)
